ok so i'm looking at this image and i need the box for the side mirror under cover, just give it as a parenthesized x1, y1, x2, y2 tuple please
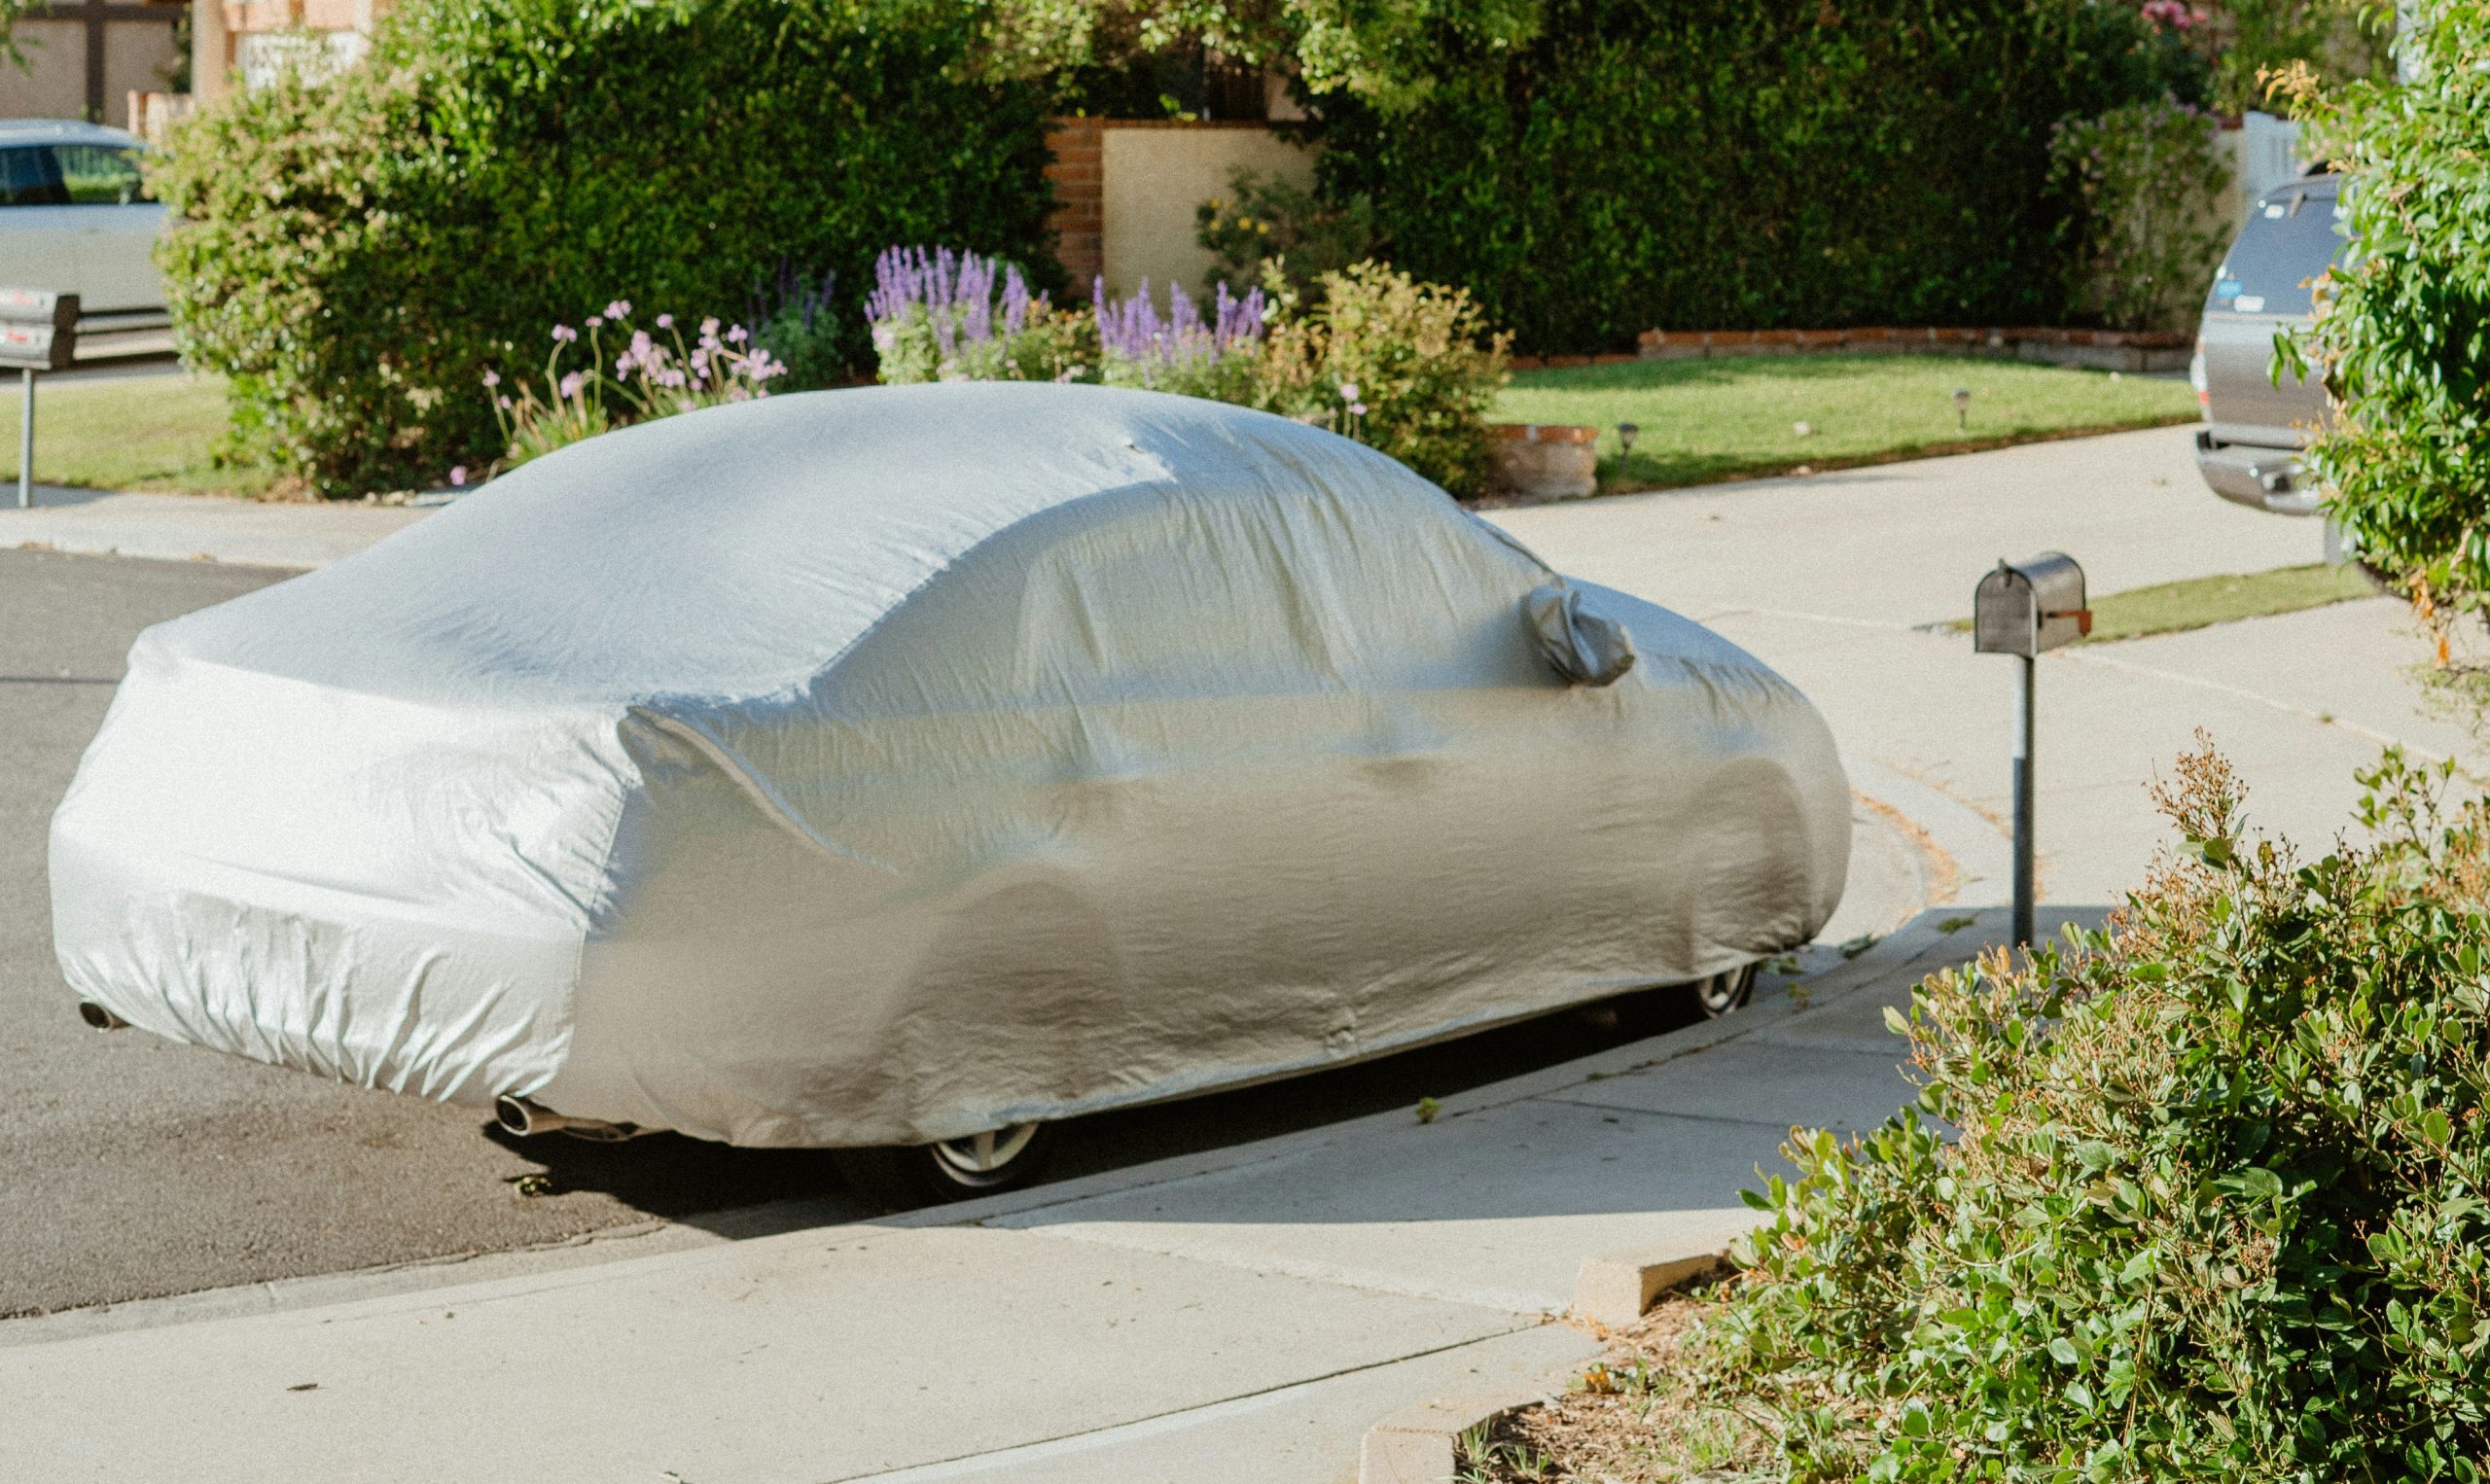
(1525, 583, 1637, 687)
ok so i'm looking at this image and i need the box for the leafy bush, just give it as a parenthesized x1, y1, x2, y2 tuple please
(750, 265, 846, 394)
(486, 302, 785, 471)
(2050, 97, 2235, 333)
(1194, 167, 1375, 300)
(1609, 739, 2490, 1479)
(2286, 5, 2490, 647)
(1314, 0, 2205, 352)
(153, 0, 1055, 496)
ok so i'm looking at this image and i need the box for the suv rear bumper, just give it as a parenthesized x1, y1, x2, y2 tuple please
(2194, 429, 2323, 516)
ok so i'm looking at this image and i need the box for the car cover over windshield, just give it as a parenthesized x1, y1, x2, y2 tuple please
(52, 384, 1850, 1147)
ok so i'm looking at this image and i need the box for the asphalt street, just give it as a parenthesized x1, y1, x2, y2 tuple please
(0, 548, 1753, 1318)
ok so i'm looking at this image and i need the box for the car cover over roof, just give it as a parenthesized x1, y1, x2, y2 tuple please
(53, 384, 1851, 1147)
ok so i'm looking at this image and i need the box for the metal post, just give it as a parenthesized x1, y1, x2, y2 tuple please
(2012, 651, 2036, 948)
(18, 367, 31, 511)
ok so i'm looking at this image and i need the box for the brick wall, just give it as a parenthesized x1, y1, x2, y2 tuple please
(1044, 118, 1105, 289)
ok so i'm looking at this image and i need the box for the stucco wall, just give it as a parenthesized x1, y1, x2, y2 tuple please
(0, 14, 182, 123)
(1097, 123, 1316, 300)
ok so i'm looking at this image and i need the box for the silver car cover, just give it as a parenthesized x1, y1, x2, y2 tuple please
(51, 383, 1850, 1148)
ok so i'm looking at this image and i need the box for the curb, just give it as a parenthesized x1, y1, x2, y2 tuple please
(1356, 1240, 1733, 1484)
(1572, 1237, 1729, 1330)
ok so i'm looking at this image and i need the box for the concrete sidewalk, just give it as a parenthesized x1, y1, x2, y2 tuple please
(0, 483, 425, 570)
(0, 907, 2054, 1484)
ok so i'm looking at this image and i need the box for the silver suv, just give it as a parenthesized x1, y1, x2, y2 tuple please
(2190, 172, 2343, 516)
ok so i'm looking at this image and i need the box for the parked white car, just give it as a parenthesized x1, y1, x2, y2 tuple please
(53, 385, 1852, 1206)
(0, 119, 166, 323)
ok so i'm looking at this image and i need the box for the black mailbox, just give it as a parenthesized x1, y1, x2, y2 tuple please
(1974, 552, 2089, 657)
(0, 288, 78, 372)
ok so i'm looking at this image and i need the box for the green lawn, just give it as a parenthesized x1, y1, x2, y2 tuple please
(0, 372, 278, 499)
(1494, 353, 2200, 493)
(9, 354, 2199, 505)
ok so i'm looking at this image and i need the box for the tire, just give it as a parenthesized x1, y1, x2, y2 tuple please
(1606, 961, 1760, 1037)
(833, 1120, 1058, 1211)
(1689, 962, 1757, 1019)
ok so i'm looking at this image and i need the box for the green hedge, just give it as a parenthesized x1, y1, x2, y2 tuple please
(156, 0, 1055, 495)
(1315, 0, 2200, 352)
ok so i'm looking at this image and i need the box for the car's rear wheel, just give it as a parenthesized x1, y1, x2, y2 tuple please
(1690, 962, 1757, 1018)
(1607, 961, 1761, 1036)
(834, 1120, 1058, 1211)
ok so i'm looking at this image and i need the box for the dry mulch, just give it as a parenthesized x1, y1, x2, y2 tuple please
(1457, 1278, 1775, 1483)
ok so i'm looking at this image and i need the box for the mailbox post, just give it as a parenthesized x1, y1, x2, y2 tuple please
(1973, 552, 2089, 947)
(0, 289, 79, 511)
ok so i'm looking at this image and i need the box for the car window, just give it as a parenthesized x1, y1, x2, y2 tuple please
(53, 145, 148, 205)
(0, 147, 68, 207)
(2208, 185, 2345, 317)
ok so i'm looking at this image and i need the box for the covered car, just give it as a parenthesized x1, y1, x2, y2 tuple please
(52, 384, 1848, 1189)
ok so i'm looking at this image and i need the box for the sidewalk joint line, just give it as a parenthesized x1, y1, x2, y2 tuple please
(826, 1322, 1549, 1482)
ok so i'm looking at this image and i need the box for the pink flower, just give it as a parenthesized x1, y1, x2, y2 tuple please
(699, 317, 721, 338)
(497, 395, 514, 410)
(656, 313, 674, 329)
(448, 466, 468, 486)
(558, 371, 585, 401)
(551, 325, 577, 343)
(726, 325, 749, 344)
(1349, 402, 1369, 416)
(585, 314, 604, 330)
(605, 300, 631, 320)
(480, 369, 501, 388)
(1338, 381, 1360, 402)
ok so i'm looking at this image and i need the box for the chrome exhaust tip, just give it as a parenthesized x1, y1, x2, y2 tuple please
(494, 1094, 640, 1142)
(78, 1002, 129, 1031)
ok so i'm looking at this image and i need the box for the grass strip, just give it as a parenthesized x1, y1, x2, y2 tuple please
(1944, 563, 2380, 645)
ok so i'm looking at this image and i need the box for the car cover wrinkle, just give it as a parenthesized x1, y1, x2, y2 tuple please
(622, 707, 895, 873)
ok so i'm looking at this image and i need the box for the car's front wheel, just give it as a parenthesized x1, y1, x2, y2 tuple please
(834, 1121, 1059, 1211)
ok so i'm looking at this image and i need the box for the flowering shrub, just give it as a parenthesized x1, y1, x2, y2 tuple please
(866, 246, 1090, 385)
(1255, 263, 1508, 497)
(1092, 279, 1268, 403)
(2049, 98, 2234, 334)
(864, 246, 1506, 497)
(486, 301, 785, 472)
